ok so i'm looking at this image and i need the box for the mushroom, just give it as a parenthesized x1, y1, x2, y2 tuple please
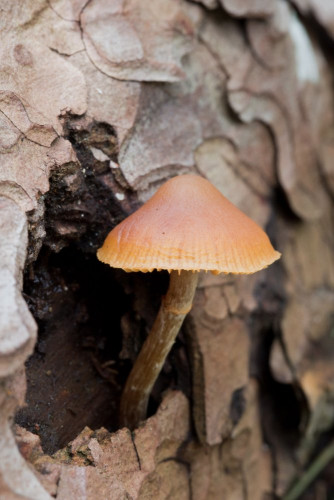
(97, 174, 281, 429)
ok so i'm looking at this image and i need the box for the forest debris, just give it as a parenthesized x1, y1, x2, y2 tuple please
(283, 439, 334, 500)
(70, 426, 96, 454)
(20, 391, 190, 499)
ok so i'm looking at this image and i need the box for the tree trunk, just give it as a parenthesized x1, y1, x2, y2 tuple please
(1, 1, 334, 498)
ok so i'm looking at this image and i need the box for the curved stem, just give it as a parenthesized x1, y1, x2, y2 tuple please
(119, 270, 199, 429)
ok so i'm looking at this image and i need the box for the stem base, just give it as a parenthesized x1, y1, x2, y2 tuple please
(119, 270, 198, 429)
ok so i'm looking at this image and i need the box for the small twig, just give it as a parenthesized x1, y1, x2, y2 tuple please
(283, 440, 334, 500)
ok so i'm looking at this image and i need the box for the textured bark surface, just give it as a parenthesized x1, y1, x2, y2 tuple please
(1, 0, 334, 498)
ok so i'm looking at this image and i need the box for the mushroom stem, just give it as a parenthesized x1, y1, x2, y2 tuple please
(120, 270, 199, 429)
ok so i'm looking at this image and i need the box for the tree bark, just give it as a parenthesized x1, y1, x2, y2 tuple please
(1, 0, 334, 498)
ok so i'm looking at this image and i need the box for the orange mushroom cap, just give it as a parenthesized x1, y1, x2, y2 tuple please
(97, 174, 281, 274)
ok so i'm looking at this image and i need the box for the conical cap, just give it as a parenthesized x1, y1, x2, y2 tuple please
(97, 174, 281, 274)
